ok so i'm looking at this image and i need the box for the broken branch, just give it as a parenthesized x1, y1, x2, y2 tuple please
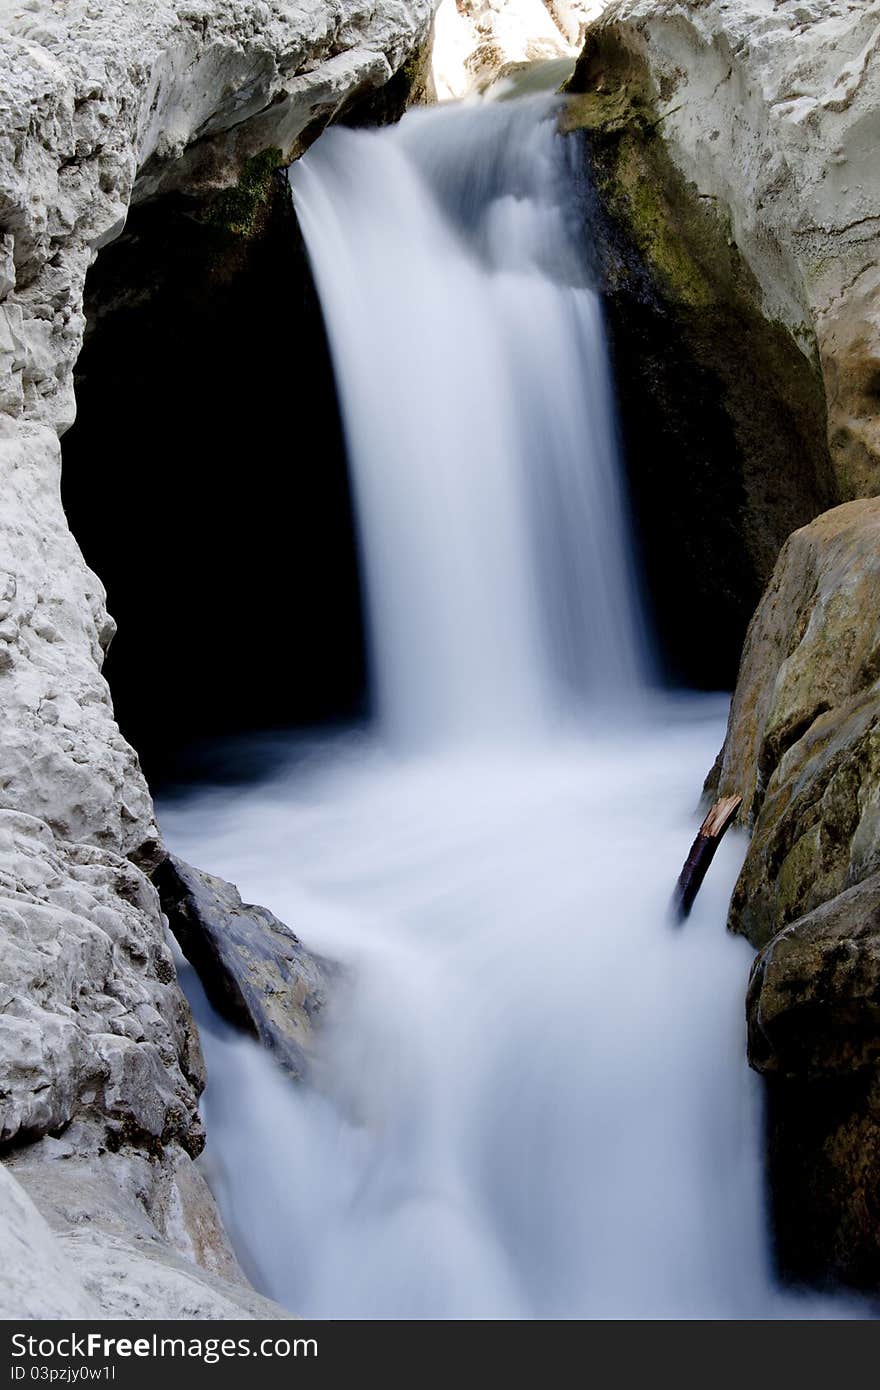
(671, 793, 742, 924)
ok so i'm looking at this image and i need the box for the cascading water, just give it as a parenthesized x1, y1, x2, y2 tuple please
(291, 98, 647, 741)
(161, 95, 852, 1318)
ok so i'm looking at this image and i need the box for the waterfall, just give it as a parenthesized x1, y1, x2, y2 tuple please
(161, 95, 854, 1319)
(293, 98, 648, 745)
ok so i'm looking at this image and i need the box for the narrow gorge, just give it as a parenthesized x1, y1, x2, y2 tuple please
(1, 0, 880, 1322)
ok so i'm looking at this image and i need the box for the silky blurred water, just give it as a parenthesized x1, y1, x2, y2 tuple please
(292, 97, 650, 743)
(161, 97, 858, 1318)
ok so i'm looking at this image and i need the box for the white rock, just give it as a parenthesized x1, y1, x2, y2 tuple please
(0, 422, 159, 861)
(0, 0, 437, 435)
(0, 1163, 99, 1319)
(431, 0, 605, 99)
(592, 0, 880, 497)
(0, 234, 14, 302)
(0, 808, 202, 1150)
(57, 1229, 292, 1320)
(0, 0, 435, 1320)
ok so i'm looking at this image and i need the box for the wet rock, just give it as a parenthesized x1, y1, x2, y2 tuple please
(563, 20, 836, 688)
(157, 856, 331, 1081)
(748, 873, 880, 1079)
(749, 877, 880, 1291)
(764, 1065, 880, 1293)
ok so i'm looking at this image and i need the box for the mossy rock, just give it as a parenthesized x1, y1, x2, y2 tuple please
(205, 147, 284, 241)
(560, 28, 837, 690)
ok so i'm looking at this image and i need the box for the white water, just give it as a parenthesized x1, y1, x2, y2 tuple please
(162, 97, 853, 1318)
(293, 98, 648, 742)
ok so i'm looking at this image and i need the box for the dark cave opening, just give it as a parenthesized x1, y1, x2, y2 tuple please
(61, 168, 368, 789)
(61, 128, 836, 796)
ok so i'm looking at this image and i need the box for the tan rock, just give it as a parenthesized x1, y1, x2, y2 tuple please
(714, 490, 880, 1294)
(714, 499, 880, 945)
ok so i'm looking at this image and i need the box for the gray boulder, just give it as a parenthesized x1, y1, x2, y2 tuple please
(157, 855, 332, 1081)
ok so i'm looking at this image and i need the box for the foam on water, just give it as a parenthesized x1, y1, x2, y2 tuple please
(162, 97, 860, 1318)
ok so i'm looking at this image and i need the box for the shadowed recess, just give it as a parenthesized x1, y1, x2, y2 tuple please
(61, 166, 367, 787)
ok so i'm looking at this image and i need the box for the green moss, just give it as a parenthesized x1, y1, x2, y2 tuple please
(616, 135, 722, 307)
(207, 147, 284, 240)
(558, 86, 642, 135)
(558, 24, 836, 696)
(561, 82, 736, 311)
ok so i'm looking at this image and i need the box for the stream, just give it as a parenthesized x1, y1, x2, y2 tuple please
(161, 94, 853, 1319)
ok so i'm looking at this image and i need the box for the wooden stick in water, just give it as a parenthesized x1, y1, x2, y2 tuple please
(671, 794, 742, 924)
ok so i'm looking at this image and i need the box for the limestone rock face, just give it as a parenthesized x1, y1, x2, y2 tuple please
(586, 0, 880, 499)
(0, 809, 203, 1152)
(0, 421, 159, 864)
(715, 499, 880, 948)
(0, 1150, 292, 1319)
(0, 0, 434, 1320)
(0, 1162, 99, 1319)
(157, 856, 331, 1082)
(0, 0, 436, 436)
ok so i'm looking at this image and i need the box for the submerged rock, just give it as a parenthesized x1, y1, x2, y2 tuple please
(157, 856, 331, 1081)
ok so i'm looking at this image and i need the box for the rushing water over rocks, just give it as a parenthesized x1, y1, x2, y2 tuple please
(162, 97, 855, 1318)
